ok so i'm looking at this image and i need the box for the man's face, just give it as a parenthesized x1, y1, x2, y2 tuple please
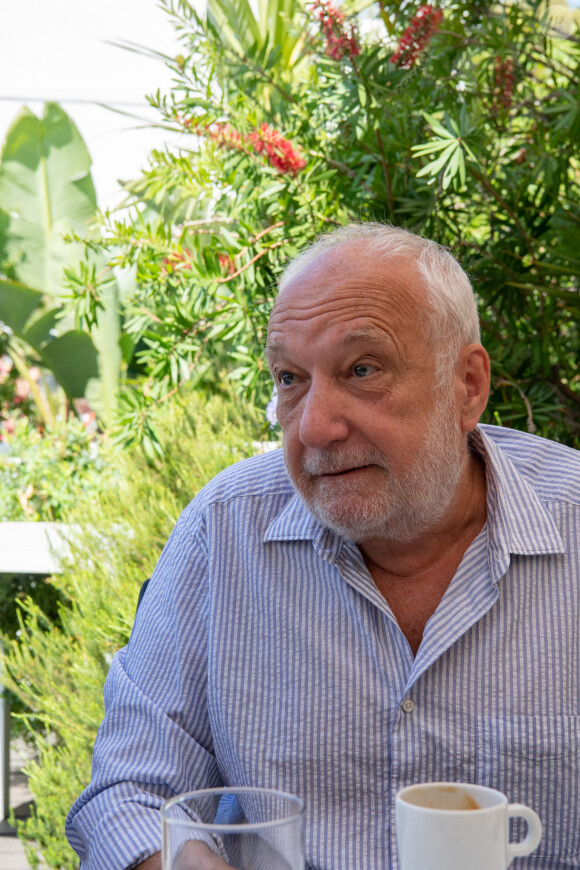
(266, 242, 469, 544)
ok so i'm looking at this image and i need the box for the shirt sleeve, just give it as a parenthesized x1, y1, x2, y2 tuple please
(65, 505, 225, 870)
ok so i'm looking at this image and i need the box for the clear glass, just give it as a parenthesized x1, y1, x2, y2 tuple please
(161, 787, 306, 870)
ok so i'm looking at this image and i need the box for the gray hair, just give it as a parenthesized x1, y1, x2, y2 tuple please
(279, 222, 481, 385)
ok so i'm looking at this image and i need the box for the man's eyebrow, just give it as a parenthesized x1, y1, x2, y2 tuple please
(343, 328, 385, 344)
(265, 342, 284, 362)
(266, 329, 387, 359)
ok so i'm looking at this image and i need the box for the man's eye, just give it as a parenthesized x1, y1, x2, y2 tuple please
(279, 372, 295, 386)
(353, 363, 376, 378)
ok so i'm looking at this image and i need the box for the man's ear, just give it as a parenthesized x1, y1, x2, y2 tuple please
(457, 344, 490, 433)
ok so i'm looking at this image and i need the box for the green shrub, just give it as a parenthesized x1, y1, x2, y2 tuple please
(0, 416, 115, 641)
(0, 417, 118, 742)
(1, 389, 272, 868)
(0, 417, 113, 523)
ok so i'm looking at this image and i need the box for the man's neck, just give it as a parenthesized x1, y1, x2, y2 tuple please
(359, 453, 487, 654)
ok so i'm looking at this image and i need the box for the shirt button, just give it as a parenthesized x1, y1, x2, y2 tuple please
(401, 698, 415, 713)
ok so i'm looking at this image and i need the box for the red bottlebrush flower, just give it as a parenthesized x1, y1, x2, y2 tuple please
(248, 124, 307, 175)
(217, 253, 236, 275)
(390, 4, 443, 69)
(174, 113, 245, 151)
(312, 0, 360, 61)
(174, 112, 305, 176)
(161, 248, 193, 276)
(208, 123, 244, 149)
(492, 56, 514, 114)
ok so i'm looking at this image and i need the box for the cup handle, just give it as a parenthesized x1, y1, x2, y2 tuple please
(505, 804, 543, 865)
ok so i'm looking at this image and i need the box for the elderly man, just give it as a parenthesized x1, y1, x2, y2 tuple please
(66, 224, 580, 869)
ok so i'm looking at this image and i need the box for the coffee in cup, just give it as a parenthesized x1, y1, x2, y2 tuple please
(396, 782, 542, 870)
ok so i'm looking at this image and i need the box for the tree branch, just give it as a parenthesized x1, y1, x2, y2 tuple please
(216, 241, 286, 283)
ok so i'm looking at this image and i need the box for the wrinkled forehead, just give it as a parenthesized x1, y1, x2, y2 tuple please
(270, 240, 428, 326)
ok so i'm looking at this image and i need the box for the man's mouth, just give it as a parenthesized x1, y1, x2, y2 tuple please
(318, 464, 373, 477)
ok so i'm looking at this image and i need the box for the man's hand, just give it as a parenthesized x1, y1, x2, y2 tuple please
(136, 841, 233, 869)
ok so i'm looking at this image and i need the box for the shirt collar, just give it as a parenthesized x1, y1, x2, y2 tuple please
(471, 426, 564, 578)
(264, 491, 344, 563)
(263, 426, 565, 569)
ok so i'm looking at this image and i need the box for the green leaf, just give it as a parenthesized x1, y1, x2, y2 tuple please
(84, 266, 122, 425)
(0, 103, 97, 297)
(457, 150, 466, 188)
(22, 308, 60, 349)
(411, 139, 456, 157)
(37, 330, 100, 400)
(0, 279, 43, 333)
(421, 113, 456, 140)
(416, 143, 457, 178)
(119, 333, 135, 365)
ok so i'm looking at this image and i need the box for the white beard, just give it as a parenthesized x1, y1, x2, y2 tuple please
(290, 388, 468, 544)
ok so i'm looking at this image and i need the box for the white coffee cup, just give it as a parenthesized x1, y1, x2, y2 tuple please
(396, 782, 542, 870)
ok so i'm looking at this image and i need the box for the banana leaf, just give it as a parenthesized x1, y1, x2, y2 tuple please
(0, 279, 100, 402)
(0, 104, 122, 423)
(0, 102, 97, 297)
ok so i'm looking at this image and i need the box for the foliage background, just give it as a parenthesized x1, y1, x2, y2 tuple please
(1, 390, 267, 869)
(0, 0, 579, 867)
(0, 419, 111, 524)
(63, 0, 580, 451)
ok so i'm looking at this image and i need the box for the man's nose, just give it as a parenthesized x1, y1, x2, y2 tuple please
(298, 381, 350, 448)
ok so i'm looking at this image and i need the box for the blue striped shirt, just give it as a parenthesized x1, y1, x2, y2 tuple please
(66, 424, 580, 869)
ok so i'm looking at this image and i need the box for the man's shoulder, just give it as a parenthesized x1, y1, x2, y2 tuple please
(479, 423, 580, 502)
(193, 446, 293, 507)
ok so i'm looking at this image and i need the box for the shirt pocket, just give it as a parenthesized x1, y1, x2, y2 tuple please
(476, 715, 580, 863)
